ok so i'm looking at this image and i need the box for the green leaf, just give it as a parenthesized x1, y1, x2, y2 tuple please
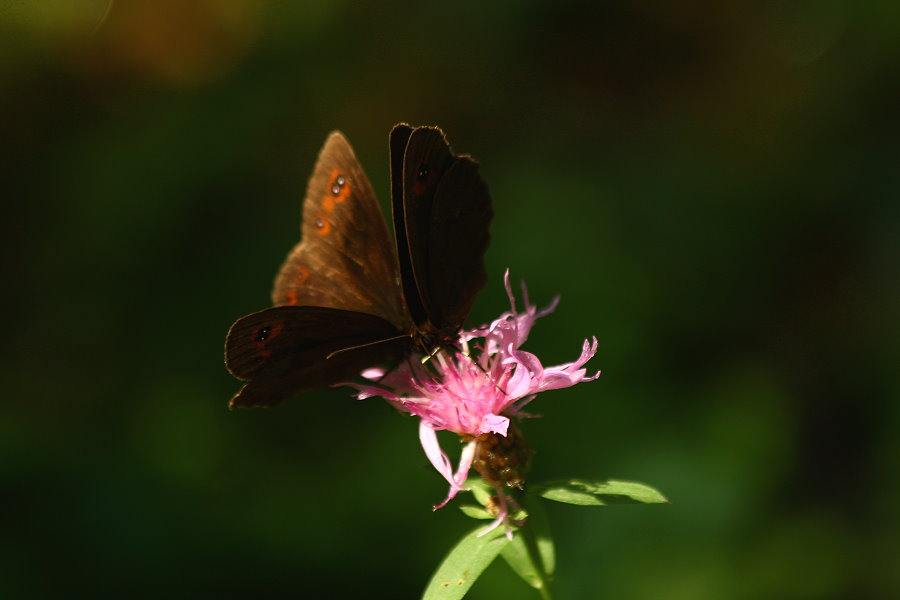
(422, 526, 510, 600)
(458, 504, 493, 520)
(500, 533, 540, 588)
(460, 479, 528, 521)
(468, 479, 493, 507)
(535, 479, 669, 506)
(500, 496, 555, 589)
(527, 494, 556, 575)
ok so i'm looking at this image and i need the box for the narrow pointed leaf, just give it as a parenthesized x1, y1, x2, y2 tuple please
(527, 494, 555, 575)
(500, 533, 541, 589)
(423, 526, 510, 600)
(468, 478, 493, 506)
(500, 496, 556, 589)
(459, 504, 494, 520)
(535, 479, 668, 506)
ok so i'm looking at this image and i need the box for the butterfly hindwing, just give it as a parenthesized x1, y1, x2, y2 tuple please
(226, 305, 405, 408)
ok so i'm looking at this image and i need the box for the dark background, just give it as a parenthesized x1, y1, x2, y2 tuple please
(2, 1, 897, 598)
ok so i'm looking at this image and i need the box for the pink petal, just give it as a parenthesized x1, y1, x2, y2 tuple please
(361, 367, 386, 380)
(419, 421, 454, 486)
(479, 413, 510, 436)
(536, 293, 560, 319)
(347, 383, 394, 401)
(434, 440, 476, 510)
(502, 269, 516, 313)
(502, 362, 535, 400)
(421, 422, 476, 510)
(538, 338, 601, 390)
(476, 491, 513, 540)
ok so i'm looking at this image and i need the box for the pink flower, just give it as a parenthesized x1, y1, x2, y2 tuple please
(351, 271, 599, 532)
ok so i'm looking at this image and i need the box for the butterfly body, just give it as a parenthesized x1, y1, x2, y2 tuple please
(225, 124, 492, 408)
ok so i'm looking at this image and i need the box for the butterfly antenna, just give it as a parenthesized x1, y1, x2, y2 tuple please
(461, 337, 509, 396)
(326, 333, 412, 359)
(470, 355, 508, 396)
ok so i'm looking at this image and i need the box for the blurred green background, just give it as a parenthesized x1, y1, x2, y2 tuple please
(2, 1, 897, 598)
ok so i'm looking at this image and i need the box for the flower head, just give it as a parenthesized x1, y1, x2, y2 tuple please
(351, 270, 599, 532)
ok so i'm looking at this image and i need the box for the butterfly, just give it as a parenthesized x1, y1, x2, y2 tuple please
(225, 124, 493, 408)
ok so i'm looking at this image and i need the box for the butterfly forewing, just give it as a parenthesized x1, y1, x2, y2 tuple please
(393, 126, 492, 337)
(272, 131, 406, 326)
(424, 157, 492, 329)
(388, 123, 423, 326)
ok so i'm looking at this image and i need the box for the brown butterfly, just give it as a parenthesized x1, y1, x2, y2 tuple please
(225, 124, 493, 408)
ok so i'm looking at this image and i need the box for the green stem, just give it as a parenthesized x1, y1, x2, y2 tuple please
(519, 498, 556, 600)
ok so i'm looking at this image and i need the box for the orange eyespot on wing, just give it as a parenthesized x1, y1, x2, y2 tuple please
(314, 215, 331, 235)
(412, 160, 437, 198)
(253, 322, 284, 346)
(329, 169, 351, 202)
(322, 170, 351, 214)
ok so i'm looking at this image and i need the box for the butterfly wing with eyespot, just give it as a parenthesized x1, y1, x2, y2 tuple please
(226, 306, 406, 408)
(391, 125, 492, 337)
(272, 131, 407, 327)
